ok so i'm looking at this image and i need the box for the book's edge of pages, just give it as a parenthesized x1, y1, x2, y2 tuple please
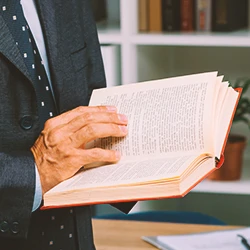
(41, 191, 184, 210)
(41, 157, 222, 210)
(217, 87, 242, 163)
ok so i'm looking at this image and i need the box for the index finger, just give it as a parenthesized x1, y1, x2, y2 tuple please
(44, 106, 117, 130)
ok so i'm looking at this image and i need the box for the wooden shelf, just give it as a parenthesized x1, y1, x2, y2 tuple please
(192, 158, 250, 195)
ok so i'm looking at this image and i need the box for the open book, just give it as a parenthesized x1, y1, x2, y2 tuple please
(42, 72, 241, 209)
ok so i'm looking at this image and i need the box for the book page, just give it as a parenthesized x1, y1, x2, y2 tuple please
(213, 81, 229, 155)
(89, 72, 218, 160)
(211, 76, 224, 138)
(48, 154, 199, 192)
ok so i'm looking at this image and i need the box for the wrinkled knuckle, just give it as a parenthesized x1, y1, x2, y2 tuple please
(85, 125, 96, 136)
(67, 135, 75, 145)
(43, 131, 55, 147)
(89, 148, 102, 160)
(56, 143, 68, 155)
(44, 118, 54, 130)
(112, 124, 120, 133)
(109, 113, 117, 122)
(47, 125, 62, 142)
(83, 112, 93, 123)
(48, 132, 60, 145)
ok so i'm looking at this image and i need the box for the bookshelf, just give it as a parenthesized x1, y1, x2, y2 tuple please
(97, 22, 121, 44)
(192, 158, 250, 195)
(97, 0, 250, 197)
(132, 31, 250, 47)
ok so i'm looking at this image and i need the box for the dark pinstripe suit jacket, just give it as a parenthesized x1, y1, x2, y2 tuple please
(0, 0, 134, 249)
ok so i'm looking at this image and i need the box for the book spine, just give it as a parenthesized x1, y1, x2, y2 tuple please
(212, 0, 229, 31)
(212, 0, 248, 31)
(180, 0, 195, 31)
(149, 0, 163, 32)
(138, 0, 149, 32)
(196, 0, 212, 31)
(162, 0, 181, 31)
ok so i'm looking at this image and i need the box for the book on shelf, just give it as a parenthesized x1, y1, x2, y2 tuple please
(162, 0, 181, 32)
(138, 0, 249, 33)
(142, 227, 250, 250)
(181, 0, 196, 31)
(212, 0, 248, 32)
(41, 72, 241, 210)
(149, 0, 163, 32)
(138, 0, 149, 32)
(196, 0, 212, 31)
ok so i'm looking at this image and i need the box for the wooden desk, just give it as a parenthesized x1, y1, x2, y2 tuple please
(92, 219, 240, 250)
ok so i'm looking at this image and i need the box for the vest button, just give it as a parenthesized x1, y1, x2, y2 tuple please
(20, 115, 33, 130)
(0, 221, 9, 233)
(11, 222, 20, 234)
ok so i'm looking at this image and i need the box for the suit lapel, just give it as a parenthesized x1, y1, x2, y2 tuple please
(1, 1, 81, 112)
(34, 0, 84, 111)
(34, 0, 60, 89)
(0, 15, 33, 83)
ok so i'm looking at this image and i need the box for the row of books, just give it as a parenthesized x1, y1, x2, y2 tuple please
(139, 0, 249, 32)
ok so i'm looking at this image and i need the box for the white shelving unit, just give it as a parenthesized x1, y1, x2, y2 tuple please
(97, 23, 121, 44)
(97, 0, 250, 197)
(99, 25, 250, 47)
(132, 31, 250, 47)
(193, 159, 250, 194)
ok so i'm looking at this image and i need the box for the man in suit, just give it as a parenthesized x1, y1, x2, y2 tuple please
(0, 0, 134, 249)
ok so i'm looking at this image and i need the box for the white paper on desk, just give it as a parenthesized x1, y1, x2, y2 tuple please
(142, 227, 250, 250)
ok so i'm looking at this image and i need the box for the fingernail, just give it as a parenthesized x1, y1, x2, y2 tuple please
(115, 151, 121, 160)
(106, 106, 117, 112)
(119, 125, 128, 133)
(118, 114, 128, 122)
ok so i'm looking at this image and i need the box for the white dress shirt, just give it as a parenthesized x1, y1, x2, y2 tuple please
(21, 0, 51, 211)
(21, 0, 51, 82)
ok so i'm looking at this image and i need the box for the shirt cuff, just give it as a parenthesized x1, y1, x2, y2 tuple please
(32, 164, 42, 211)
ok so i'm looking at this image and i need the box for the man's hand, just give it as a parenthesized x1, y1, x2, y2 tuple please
(31, 106, 128, 195)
